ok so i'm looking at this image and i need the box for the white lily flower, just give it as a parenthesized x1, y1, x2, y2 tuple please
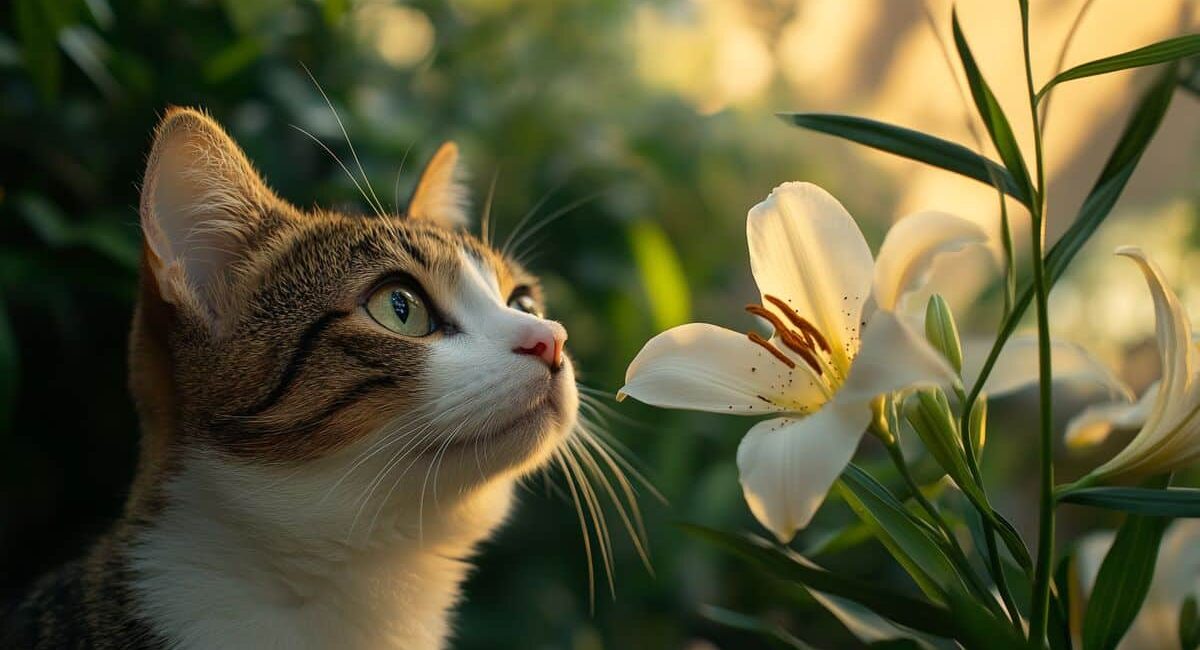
(1078, 520, 1200, 650)
(1069, 248, 1200, 482)
(619, 182, 986, 542)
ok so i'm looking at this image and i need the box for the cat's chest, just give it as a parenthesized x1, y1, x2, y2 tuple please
(131, 526, 472, 650)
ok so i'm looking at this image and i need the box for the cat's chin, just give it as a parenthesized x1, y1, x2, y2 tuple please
(434, 372, 578, 484)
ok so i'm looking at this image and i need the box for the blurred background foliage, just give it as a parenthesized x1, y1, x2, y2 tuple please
(0, 0, 1197, 647)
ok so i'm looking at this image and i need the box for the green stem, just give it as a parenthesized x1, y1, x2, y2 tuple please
(1020, 2, 1055, 645)
(953, 418, 1024, 629)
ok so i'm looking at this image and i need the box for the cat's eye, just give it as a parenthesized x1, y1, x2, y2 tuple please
(365, 282, 436, 337)
(508, 290, 542, 318)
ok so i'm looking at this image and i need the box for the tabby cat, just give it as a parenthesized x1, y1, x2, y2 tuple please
(2, 107, 579, 649)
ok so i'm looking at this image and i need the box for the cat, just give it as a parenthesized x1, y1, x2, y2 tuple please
(2, 107, 580, 649)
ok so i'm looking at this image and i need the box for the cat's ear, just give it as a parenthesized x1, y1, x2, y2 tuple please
(139, 107, 278, 320)
(407, 141, 470, 229)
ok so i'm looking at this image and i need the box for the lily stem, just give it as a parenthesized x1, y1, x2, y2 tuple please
(1020, 2, 1056, 645)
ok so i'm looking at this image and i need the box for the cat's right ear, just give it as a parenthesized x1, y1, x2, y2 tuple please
(139, 107, 277, 323)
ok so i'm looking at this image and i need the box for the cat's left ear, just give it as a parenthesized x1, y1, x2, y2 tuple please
(407, 141, 471, 229)
(139, 106, 280, 323)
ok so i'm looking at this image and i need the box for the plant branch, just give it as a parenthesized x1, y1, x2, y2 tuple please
(1019, 2, 1056, 645)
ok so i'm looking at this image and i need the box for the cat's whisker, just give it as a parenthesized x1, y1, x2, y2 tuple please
(289, 124, 383, 219)
(480, 167, 500, 247)
(553, 449, 597, 613)
(500, 180, 566, 258)
(393, 141, 417, 217)
(301, 63, 388, 218)
(574, 427, 654, 572)
(416, 420, 467, 543)
(560, 441, 616, 600)
(507, 191, 607, 263)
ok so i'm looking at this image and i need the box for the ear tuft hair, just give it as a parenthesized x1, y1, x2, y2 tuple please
(139, 106, 279, 323)
(407, 141, 471, 229)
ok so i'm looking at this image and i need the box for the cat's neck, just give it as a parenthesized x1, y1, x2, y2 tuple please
(127, 452, 515, 650)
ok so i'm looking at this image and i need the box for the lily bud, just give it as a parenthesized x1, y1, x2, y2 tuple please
(903, 388, 983, 503)
(924, 294, 963, 375)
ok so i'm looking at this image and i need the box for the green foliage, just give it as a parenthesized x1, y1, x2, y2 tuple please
(679, 523, 961, 640)
(1059, 487, 1200, 518)
(1082, 514, 1170, 650)
(950, 9, 1033, 199)
(781, 113, 1030, 206)
(965, 61, 1179, 425)
(1038, 35, 1200, 100)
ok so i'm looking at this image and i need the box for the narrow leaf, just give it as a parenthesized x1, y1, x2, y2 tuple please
(1038, 35, 1200, 100)
(1060, 486, 1200, 517)
(966, 65, 1178, 408)
(781, 113, 1030, 206)
(679, 523, 958, 639)
(1082, 514, 1169, 650)
(838, 465, 969, 602)
(951, 9, 1033, 197)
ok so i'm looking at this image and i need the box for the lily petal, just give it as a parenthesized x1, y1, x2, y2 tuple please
(839, 310, 956, 405)
(962, 336, 1134, 400)
(620, 322, 828, 415)
(1096, 248, 1197, 477)
(1065, 382, 1159, 449)
(871, 210, 988, 312)
(737, 403, 871, 542)
(747, 182, 873, 371)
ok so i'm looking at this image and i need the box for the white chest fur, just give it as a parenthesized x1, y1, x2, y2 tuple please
(129, 452, 516, 650)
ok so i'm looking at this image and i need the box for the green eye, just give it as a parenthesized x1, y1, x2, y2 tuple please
(508, 292, 542, 317)
(366, 282, 435, 336)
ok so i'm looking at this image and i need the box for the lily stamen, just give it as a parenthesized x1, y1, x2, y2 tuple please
(763, 294, 830, 353)
(747, 331, 795, 369)
(745, 305, 824, 376)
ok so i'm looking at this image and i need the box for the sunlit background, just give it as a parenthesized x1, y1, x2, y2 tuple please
(1, 0, 1198, 647)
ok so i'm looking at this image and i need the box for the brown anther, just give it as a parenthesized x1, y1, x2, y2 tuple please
(747, 331, 795, 369)
(776, 334, 824, 376)
(763, 295, 831, 353)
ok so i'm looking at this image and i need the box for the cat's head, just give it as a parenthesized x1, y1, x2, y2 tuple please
(129, 107, 577, 536)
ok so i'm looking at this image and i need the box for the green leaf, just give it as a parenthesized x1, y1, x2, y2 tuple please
(1045, 63, 1178, 284)
(943, 588, 1027, 650)
(837, 464, 968, 603)
(1181, 595, 1200, 650)
(699, 605, 814, 650)
(781, 113, 1030, 206)
(967, 64, 1178, 414)
(628, 220, 691, 331)
(1038, 35, 1200, 101)
(1060, 487, 1200, 517)
(950, 9, 1033, 199)
(1082, 478, 1173, 650)
(679, 523, 958, 639)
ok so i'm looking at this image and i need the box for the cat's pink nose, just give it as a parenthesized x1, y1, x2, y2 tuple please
(513, 321, 566, 370)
